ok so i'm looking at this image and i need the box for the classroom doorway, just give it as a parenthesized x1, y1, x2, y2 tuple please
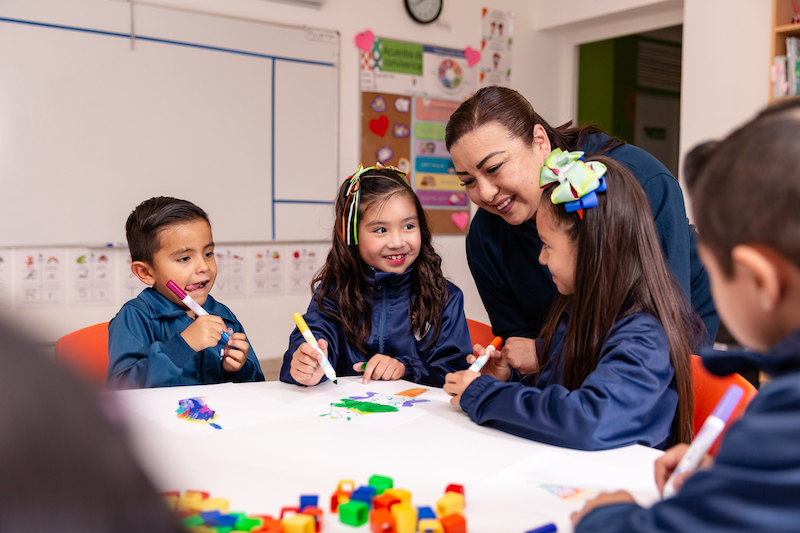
(577, 25, 682, 177)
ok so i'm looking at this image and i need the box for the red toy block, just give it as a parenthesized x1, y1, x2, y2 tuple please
(445, 484, 465, 508)
(370, 508, 396, 533)
(301, 506, 323, 533)
(280, 507, 300, 519)
(440, 513, 467, 533)
(373, 493, 401, 511)
(184, 490, 210, 499)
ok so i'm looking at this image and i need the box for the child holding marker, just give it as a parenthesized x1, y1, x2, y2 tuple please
(280, 164, 472, 387)
(444, 153, 701, 450)
(107, 197, 264, 389)
(573, 101, 800, 532)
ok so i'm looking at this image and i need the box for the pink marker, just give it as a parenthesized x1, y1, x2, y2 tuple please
(166, 280, 230, 344)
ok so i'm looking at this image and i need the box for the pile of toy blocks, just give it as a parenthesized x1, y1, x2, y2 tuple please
(332, 475, 466, 533)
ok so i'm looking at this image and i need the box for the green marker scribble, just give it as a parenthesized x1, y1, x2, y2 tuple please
(331, 398, 399, 414)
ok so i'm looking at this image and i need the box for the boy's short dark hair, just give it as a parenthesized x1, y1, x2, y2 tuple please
(685, 100, 800, 276)
(125, 197, 210, 265)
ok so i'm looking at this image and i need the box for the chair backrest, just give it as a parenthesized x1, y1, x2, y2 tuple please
(54, 322, 109, 388)
(691, 354, 757, 455)
(466, 319, 495, 350)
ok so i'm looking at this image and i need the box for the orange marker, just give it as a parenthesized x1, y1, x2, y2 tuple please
(468, 336, 503, 373)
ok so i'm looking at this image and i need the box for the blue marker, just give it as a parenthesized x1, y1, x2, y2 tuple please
(662, 384, 744, 498)
(526, 524, 557, 533)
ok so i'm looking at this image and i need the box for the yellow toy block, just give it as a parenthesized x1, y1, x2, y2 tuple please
(198, 497, 230, 513)
(176, 494, 204, 514)
(162, 495, 178, 511)
(384, 488, 412, 506)
(282, 513, 315, 533)
(418, 518, 444, 533)
(390, 503, 418, 533)
(436, 492, 464, 517)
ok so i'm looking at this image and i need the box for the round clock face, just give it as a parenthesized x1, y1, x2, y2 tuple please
(405, 0, 443, 24)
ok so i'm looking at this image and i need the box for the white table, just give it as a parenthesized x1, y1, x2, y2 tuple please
(108, 377, 663, 532)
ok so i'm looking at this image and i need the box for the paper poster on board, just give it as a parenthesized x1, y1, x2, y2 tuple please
(477, 8, 514, 89)
(360, 38, 476, 235)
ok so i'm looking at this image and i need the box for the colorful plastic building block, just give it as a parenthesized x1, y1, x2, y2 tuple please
(384, 488, 412, 506)
(390, 503, 418, 533)
(440, 513, 467, 533)
(351, 485, 377, 507)
(436, 492, 464, 517)
(417, 506, 436, 520)
(299, 495, 318, 510)
(331, 480, 355, 512)
(281, 513, 315, 533)
(185, 490, 211, 499)
(234, 516, 263, 531)
(445, 484, 464, 498)
(368, 474, 394, 495)
(198, 497, 230, 513)
(250, 515, 284, 533)
(418, 518, 444, 533)
(370, 508, 396, 533)
(373, 493, 401, 511)
(339, 500, 369, 527)
(301, 506, 323, 533)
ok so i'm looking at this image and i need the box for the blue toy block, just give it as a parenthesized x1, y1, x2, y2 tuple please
(350, 485, 377, 507)
(300, 495, 319, 510)
(418, 506, 436, 520)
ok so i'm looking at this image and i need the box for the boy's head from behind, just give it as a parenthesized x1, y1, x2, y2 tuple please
(126, 197, 217, 307)
(686, 101, 800, 351)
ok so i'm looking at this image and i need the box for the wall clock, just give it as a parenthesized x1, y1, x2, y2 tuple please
(404, 0, 443, 24)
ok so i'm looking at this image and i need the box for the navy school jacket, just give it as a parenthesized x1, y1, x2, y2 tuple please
(576, 329, 800, 533)
(107, 288, 264, 389)
(280, 267, 472, 387)
(466, 133, 719, 348)
(459, 311, 679, 450)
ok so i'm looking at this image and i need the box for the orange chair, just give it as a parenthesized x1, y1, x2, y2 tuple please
(466, 318, 495, 349)
(54, 322, 109, 389)
(691, 354, 757, 455)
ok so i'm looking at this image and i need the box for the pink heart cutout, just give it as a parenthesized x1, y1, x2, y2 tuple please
(464, 46, 481, 67)
(369, 115, 389, 137)
(355, 30, 374, 52)
(451, 211, 469, 231)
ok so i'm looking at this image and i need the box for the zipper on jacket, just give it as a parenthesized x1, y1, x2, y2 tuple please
(379, 284, 387, 354)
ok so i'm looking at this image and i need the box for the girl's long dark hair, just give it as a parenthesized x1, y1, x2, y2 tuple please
(445, 86, 623, 156)
(537, 157, 700, 445)
(313, 167, 449, 353)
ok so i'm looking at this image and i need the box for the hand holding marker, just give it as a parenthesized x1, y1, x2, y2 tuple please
(292, 312, 338, 385)
(468, 336, 503, 373)
(662, 384, 744, 498)
(166, 280, 230, 356)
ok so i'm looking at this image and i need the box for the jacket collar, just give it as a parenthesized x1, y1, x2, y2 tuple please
(138, 287, 235, 321)
(701, 328, 800, 377)
(362, 264, 413, 293)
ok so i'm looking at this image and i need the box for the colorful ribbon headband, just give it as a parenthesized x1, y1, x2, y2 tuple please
(342, 163, 408, 245)
(539, 149, 607, 219)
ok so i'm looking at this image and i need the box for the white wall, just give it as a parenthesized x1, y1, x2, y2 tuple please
(6, 0, 774, 366)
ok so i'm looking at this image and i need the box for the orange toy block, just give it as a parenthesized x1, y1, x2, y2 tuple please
(370, 508, 396, 533)
(440, 513, 467, 533)
(331, 479, 355, 512)
(373, 493, 401, 511)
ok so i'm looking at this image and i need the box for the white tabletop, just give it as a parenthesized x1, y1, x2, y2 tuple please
(108, 377, 663, 532)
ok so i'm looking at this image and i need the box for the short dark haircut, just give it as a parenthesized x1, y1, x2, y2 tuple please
(685, 99, 800, 276)
(125, 197, 210, 264)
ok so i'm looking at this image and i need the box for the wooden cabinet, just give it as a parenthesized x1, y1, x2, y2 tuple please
(771, 0, 800, 101)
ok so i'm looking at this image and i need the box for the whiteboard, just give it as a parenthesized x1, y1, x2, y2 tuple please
(0, 0, 339, 246)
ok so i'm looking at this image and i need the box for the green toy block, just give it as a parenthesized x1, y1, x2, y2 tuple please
(368, 474, 394, 495)
(181, 514, 205, 527)
(233, 516, 262, 531)
(339, 499, 369, 527)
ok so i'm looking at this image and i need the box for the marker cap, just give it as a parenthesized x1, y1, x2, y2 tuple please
(166, 280, 187, 300)
(711, 384, 744, 422)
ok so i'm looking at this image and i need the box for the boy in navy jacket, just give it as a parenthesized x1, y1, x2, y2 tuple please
(573, 101, 800, 532)
(107, 197, 263, 389)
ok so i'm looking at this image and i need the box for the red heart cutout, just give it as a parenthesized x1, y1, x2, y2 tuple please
(369, 115, 389, 137)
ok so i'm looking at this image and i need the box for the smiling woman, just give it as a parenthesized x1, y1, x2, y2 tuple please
(445, 86, 719, 375)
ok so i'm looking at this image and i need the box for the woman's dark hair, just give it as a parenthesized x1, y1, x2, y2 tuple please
(126, 197, 210, 264)
(445, 86, 623, 156)
(314, 167, 449, 353)
(0, 322, 184, 532)
(537, 156, 700, 445)
(685, 99, 800, 276)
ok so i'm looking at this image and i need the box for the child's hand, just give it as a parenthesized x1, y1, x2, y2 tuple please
(180, 315, 227, 352)
(501, 336, 539, 374)
(466, 342, 512, 382)
(654, 443, 713, 495)
(289, 339, 328, 386)
(570, 491, 636, 526)
(443, 370, 482, 407)
(221, 332, 249, 373)
(355, 354, 405, 384)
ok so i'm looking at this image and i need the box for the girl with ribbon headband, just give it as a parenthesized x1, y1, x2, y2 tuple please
(281, 164, 472, 387)
(445, 156, 702, 451)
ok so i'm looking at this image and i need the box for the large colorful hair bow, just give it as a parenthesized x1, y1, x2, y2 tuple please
(342, 162, 408, 245)
(539, 148, 607, 219)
